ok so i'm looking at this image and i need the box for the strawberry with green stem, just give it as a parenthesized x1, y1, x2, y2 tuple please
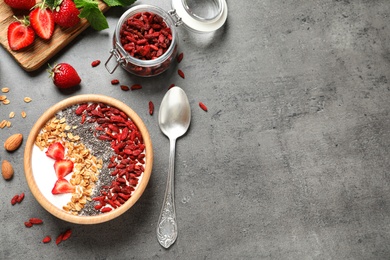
(30, 1, 55, 40)
(52, 0, 80, 28)
(48, 63, 81, 89)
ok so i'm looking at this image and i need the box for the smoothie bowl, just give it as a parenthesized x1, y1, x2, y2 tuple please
(24, 95, 153, 224)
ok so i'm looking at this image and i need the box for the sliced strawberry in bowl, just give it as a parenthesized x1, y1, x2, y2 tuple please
(52, 178, 75, 194)
(45, 142, 65, 160)
(30, 3, 55, 40)
(54, 159, 74, 179)
(7, 16, 35, 51)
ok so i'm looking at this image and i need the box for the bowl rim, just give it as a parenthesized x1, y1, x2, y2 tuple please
(23, 94, 153, 224)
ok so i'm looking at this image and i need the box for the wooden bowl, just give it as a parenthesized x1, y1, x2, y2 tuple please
(24, 94, 153, 224)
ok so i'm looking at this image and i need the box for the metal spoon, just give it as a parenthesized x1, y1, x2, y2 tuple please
(157, 86, 191, 248)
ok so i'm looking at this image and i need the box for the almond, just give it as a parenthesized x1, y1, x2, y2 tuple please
(4, 133, 23, 151)
(2, 160, 14, 180)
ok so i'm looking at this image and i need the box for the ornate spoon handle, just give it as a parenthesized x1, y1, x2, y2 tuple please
(157, 138, 177, 248)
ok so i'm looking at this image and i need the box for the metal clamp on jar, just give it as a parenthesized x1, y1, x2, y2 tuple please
(105, 0, 228, 77)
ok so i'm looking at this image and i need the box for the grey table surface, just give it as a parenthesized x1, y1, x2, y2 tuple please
(1, 0, 390, 259)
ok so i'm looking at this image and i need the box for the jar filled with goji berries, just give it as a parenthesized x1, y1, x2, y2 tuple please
(105, 0, 228, 77)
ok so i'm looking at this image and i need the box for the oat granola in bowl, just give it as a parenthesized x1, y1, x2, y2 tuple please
(24, 95, 153, 224)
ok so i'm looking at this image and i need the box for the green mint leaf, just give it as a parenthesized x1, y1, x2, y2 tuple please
(103, 0, 136, 7)
(74, 0, 108, 31)
(74, 0, 97, 9)
(79, 5, 109, 30)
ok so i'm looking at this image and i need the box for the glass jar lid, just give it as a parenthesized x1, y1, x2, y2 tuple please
(171, 0, 228, 33)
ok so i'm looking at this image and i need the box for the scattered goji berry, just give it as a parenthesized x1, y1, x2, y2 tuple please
(29, 218, 43, 225)
(16, 193, 25, 203)
(55, 233, 63, 245)
(91, 60, 101, 67)
(111, 79, 120, 85)
(62, 229, 72, 241)
(130, 84, 142, 91)
(178, 69, 185, 79)
(199, 102, 208, 112)
(120, 85, 130, 91)
(168, 84, 175, 89)
(42, 236, 51, 243)
(177, 52, 183, 63)
(24, 221, 33, 228)
(148, 101, 154, 115)
(11, 194, 19, 205)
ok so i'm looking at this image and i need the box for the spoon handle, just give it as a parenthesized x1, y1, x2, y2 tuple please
(157, 138, 178, 248)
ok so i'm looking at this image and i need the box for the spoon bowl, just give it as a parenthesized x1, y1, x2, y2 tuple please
(158, 87, 191, 139)
(156, 86, 191, 248)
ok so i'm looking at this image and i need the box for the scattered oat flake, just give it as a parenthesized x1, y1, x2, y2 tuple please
(2, 99, 10, 105)
(21, 111, 27, 118)
(0, 120, 7, 128)
(9, 112, 15, 118)
(0, 95, 6, 101)
(1, 88, 9, 93)
(24, 97, 32, 103)
(6, 121, 11, 127)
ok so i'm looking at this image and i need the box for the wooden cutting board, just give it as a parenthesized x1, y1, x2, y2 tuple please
(0, 1, 109, 72)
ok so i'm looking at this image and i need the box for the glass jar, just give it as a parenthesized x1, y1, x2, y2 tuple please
(105, 0, 228, 77)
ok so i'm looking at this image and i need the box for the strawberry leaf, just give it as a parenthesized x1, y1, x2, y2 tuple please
(103, 0, 136, 7)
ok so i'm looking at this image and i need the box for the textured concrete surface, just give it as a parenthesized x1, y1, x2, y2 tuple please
(1, 0, 390, 259)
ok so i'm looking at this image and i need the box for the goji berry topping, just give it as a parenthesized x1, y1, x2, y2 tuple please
(33, 102, 147, 216)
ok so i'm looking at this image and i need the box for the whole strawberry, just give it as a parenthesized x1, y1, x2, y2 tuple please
(48, 63, 81, 89)
(7, 16, 35, 51)
(53, 0, 80, 28)
(4, 0, 35, 10)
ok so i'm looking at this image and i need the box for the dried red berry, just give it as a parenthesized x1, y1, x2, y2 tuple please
(91, 60, 101, 67)
(24, 221, 33, 228)
(11, 194, 19, 205)
(130, 84, 142, 91)
(148, 101, 154, 115)
(42, 236, 51, 243)
(177, 52, 183, 63)
(199, 102, 208, 112)
(55, 233, 63, 245)
(17, 192, 25, 203)
(111, 79, 120, 85)
(101, 207, 112, 213)
(168, 84, 175, 89)
(120, 85, 130, 91)
(178, 69, 185, 79)
(29, 218, 43, 224)
(62, 229, 72, 241)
